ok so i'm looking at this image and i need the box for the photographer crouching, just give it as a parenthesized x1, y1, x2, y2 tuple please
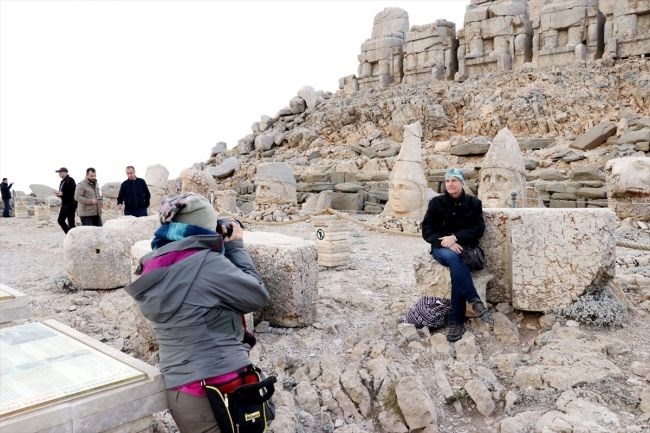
(125, 193, 272, 433)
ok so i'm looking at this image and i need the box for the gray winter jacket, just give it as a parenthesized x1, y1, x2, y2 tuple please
(125, 234, 268, 388)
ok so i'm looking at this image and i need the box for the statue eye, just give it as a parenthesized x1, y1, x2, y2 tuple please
(497, 175, 507, 182)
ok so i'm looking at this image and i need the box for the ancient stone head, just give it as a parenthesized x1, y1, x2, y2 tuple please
(606, 157, 650, 197)
(383, 122, 428, 219)
(479, 128, 526, 208)
(254, 162, 297, 206)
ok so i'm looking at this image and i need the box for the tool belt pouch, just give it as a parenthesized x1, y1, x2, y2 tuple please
(204, 366, 276, 433)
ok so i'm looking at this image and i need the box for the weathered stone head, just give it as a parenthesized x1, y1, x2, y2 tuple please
(382, 122, 428, 219)
(605, 157, 650, 221)
(479, 128, 526, 208)
(255, 162, 297, 206)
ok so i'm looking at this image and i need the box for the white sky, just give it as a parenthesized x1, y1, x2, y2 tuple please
(0, 0, 468, 192)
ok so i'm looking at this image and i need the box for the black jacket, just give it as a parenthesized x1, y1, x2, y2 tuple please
(117, 178, 151, 210)
(58, 175, 76, 205)
(1, 181, 12, 200)
(422, 190, 485, 249)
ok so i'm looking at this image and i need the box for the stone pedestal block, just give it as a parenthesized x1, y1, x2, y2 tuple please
(215, 190, 238, 212)
(0, 283, 30, 323)
(507, 209, 615, 311)
(34, 204, 50, 223)
(312, 215, 351, 267)
(244, 232, 318, 327)
(64, 227, 134, 290)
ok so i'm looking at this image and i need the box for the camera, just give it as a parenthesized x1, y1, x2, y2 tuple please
(216, 219, 243, 238)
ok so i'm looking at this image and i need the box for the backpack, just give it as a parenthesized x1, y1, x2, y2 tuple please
(403, 297, 451, 330)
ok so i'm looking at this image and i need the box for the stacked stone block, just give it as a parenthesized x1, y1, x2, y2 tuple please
(358, 7, 409, 90)
(457, 0, 532, 80)
(533, 0, 604, 66)
(403, 20, 457, 83)
(311, 215, 351, 267)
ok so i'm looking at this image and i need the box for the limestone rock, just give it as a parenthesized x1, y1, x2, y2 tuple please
(244, 231, 317, 327)
(509, 209, 615, 311)
(103, 215, 159, 244)
(536, 390, 620, 433)
(179, 168, 218, 199)
(29, 184, 56, 198)
(205, 157, 240, 179)
(464, 379, 495, 416)
(211, 142, 227, 156)
(101, 182, 121, 199)
(297, 85, 322, 110)
(64, 226, 133, 289)
(395, 376, 437, 430)
(605, 157, 650, 221)
(570, 121, 617, 150)
(145, 164, 169, 210)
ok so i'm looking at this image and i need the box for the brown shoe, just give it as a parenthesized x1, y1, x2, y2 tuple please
(471, 300, 494, 326)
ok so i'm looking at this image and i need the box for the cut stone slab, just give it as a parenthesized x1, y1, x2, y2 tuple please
(312, 215, 351, 267)
(244, 231, 318, 327)
(509, 208, 615, 311)
(0, 320, 166, 433)
(570, 121, 617, 150)
(0, 283, 30, 323)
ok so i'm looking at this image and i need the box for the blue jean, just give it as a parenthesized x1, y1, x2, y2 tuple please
(2, 198, 9, 217)
(431, 247, 481, 324)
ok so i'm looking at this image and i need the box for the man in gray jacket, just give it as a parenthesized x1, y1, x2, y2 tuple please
(125, 193, 269, 433)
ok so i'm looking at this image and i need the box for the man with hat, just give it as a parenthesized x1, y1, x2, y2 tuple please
(421, 168, 493, 342)
(55, 167, 77, 233)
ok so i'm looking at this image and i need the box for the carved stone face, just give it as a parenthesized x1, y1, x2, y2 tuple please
(255, 180, 296, 205)
(479, 167, 524, 208)
(388, 179, 424, 215)
(607, 158, 650, 197)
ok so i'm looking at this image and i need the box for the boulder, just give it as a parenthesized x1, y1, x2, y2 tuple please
(101, 182, 121, 199)
(211, 142, 227, 156)
(205, 157, 240, 179)
(244, 231, 318, 327)
(297, 85, 323, 109)
(395, 376, 438, 430)
(29, 184, 56, 198)
(64, 226, 133, 289)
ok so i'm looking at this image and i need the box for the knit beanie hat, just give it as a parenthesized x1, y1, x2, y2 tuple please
(444, 168, 465, 183)
(159, 193, 217, 231)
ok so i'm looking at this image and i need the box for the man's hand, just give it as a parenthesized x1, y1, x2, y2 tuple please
(117, 204, 124, 210)
(448, 243, 463, 254)
(439, 235, 457, 248)
(55, 191, 62, 197)
(90, 198, 98, 205)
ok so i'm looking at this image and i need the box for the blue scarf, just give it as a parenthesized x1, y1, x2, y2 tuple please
(151, 222, 216, 250)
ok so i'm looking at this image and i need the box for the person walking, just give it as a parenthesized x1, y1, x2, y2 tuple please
(422, 168, 493, 342)
(55, 168, 77, 233)
(1, 178, 13, 218)
(74, 167, 102, 226)
(125, 193, 269, 433)
(117, 166, 151, 217)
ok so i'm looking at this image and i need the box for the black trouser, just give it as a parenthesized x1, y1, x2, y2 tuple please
(124, 208, 148, 217)
(80, 215, 102, 227)
(2, 198, 10, 217)
(58, 203, 76, 233)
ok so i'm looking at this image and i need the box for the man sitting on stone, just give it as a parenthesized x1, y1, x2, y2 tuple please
(421, 168, 493, 342)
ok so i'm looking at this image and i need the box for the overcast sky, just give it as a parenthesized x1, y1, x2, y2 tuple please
(0, 0, 468, 192)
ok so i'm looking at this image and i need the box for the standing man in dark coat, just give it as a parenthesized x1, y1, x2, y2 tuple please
(117, 166, 151, 217)
(422, 168, 493, 342)
(55, 167, 77, 233)
(1, 178, 13, 218)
